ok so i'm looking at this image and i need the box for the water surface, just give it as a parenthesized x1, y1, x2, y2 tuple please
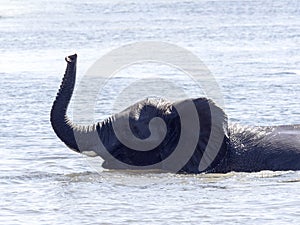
(1, 0, 300, 224)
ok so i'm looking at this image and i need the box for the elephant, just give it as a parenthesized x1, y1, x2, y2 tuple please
(50, 54, 300, 173)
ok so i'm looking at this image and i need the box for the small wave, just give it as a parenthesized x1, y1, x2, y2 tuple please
(0, 171, 64, 183)
(280, 178, 300, 183)
(264, 71, 297, 76)
(249, 170, 294, 178)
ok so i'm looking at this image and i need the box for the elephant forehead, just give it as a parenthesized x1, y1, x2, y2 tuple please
(126, 98, 173, 120)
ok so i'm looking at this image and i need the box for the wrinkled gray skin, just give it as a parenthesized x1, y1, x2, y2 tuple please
(50, 54, 300, 173)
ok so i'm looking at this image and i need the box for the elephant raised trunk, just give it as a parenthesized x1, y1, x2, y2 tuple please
(50, 54, 103, 156)
(50, 54, 80, 152)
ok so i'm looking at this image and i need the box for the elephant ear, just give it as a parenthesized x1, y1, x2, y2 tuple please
(170, 98, 229, 173)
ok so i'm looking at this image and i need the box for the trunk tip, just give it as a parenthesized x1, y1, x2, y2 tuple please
(65, 54, 77, 63)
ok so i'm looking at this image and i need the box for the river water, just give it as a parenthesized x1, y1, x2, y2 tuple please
(1, 0, 300, 224)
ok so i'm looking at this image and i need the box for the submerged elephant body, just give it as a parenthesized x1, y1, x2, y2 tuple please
(50, 54, 300, 173)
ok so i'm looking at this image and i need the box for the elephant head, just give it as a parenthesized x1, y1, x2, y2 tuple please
(50, 54, 229, 173)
